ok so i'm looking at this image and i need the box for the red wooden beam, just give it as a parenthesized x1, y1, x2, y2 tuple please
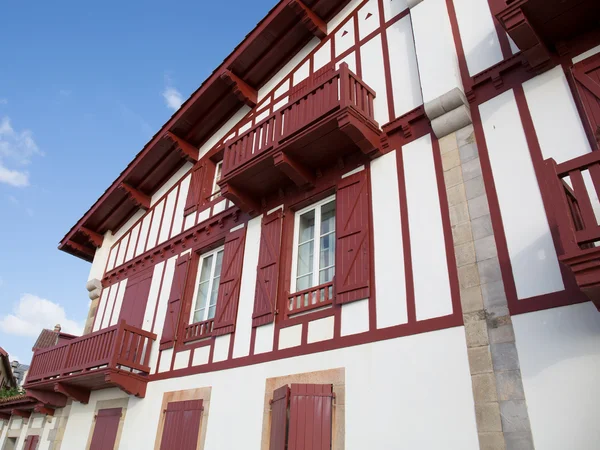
(118, 183, 151, 210)
(273, 151, 315, 188)
(34, 404, 55, 416)
(220, 70, 258, 108)
(64, 240, 95, 259)
(26, 389, 67, 408)
(288, 0, 327, 39)
(164, 131, 199, 163)
(11, 409, 31, 419)
(220, 183, 260, 214)
(0, 413, 10, 421)
(54, 383, 90, 405)
(104, 371, 147, 398)
(80, 227, 104, 248)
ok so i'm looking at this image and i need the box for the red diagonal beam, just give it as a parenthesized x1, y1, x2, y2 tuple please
(164, 131, 199, 163)
(220, 70, 258, 108)
(118, 182, 151, 210)
(288, 0, 327, 39)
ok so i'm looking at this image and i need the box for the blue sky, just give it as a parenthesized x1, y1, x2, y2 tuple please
(0, 0, 275, 364)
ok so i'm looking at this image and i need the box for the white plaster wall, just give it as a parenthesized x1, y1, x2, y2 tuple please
(335, 17, 356, 57)
(357, 0, 379, 41)
(88, 231, 115, 282)
(453, 0, 503, 76)
(151, 163, 193, 207)
(100, 282, 119, 329)
(371, 151, 407, 328)
(109, 279, 128, 326)
(135, 214, 152, 257)
(146, 200, 164, 250)
(403, 134, 453, 320)
(157, 189, 177, 245)
(360, 34, 390, 125)
(254, 323, 274, 354)
(411, 0, 463, 104)
(118, 326, 478, 450)
(93, 287, 111, 332)
(383, 0, 407, 22)
(480, 90, 564, 299)
(171, 174, 190, 237)
(141, 261, 165, 332)
(341, 298, 369, 336)
(513, 302, 600, 450)
(313, 41, 331, 72)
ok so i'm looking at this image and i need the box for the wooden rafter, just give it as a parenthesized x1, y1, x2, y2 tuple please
(65, 240, 94, 259)
(273, 151, 315, 188)
(54, 383, 90, 405)
(118, 182, 151, 210)
(220, 183, 260, 214)
(26, 389, 68, 408)
(220, 70, 258, 108)
(288, 0, 327, 39)
(164, 131, 199, 163)
(80, 227, 104, 248)
(11, 409, 31, 419)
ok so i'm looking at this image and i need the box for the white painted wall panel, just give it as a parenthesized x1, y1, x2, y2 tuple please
(149, 256, 177, 374)
(313, 41, 331, 71)
(100, 283, 119, 329)
(360, 34, 389, 125)
(383, 0, 407, 22)
(254, 323, 274, 354)
(157, 189, 177, 245)
(480, 90, 564, 299)
(371, 151, 407, 328)
(192, 346, 210, 366)
(279, 324, 302, 350)
(183, 213, 195, 231)
(141, 262, 165, 332)
(453, 0, 503, 76)
(158, 348, 173, 373)
(341, 299, 369, 336)
(513, 303, 600, 449)
(404, 134, 453, 320)
(88, 231, 114, 282)
(151, 163, 193, 206)
(335, 51, 357, 73)
(146, 200, 164, 251)
(109, 278, 128, 326)
(106, 245, 118, 272)
(335, 17, 356, 57)
(114, 233, 129, 269)
(124, 224, 140, 263)
(173, 350, 190, 370)
(307, 316, 335, 343)
(357, 0, 379, 41)
(171, 174, 190, 237)
(213, 335, 231, 363)
(93, 287, 110, 332)
(292, 60, 310, 86)
(135, 214, 152, 257)
(386, 16, 423, 118)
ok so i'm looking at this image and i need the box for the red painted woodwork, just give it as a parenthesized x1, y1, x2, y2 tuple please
(24, 321, 156, 397)
(572, 54, 600, 147)
(90, 408, 122, 450)
(159, 400, 203, 450)
(287, 280, 334, 317)
(184, 162, 207, 215)
(161, 254, 192, 348)
(118, 269, 153, 329)
(23, 435, 39, 450)
(218, 63, 381, 213)
(335, 169, 370, 304)
(212, 228, 247, 336)
(288, 384, 333, 450)
(183, 319, 215, 343)
(253, 210, 284, 327)
(269, 385, 290, 450)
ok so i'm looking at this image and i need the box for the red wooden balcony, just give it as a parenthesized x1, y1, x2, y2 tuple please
(218, 63, 381, 212)
(24, 321, 156, 401)
(546, 152, 600, 310)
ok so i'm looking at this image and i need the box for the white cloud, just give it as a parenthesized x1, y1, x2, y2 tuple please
(0, 294, 83, 337)
(0, 117, 42, 187)
(0, 164, 29, 187)
(162, 86, 183, 111)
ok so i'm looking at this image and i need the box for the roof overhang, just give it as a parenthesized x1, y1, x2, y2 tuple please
(59, 0, 353, 262)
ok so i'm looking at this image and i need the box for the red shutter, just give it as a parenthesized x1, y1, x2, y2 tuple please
(253, 210, 284, 327)
(23, 436, 40, 450)
(335, 169, 371, 304)
(572, 53, 600, 146)
(161, 254, 191, 348)
(159, 400, 203, 450)
(212, 228, 246, 335)
(118, 269, 153, 329)
(184, 163, 207, 216)
(90, 408, 122, 450)
(269, 385, 290, 450)
(288, 384, 333, 450)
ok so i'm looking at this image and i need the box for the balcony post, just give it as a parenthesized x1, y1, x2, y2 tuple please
(59, 342, 72, 377)
(339, 63, 350, 109)
(109, 321, 126, 369)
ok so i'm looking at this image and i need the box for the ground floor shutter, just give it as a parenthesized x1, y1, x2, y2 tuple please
(23, 435, 39, 450)
(90, 408, 122, 450)
(269, 385, 290, 450)
(159, 400, 203, 450)
(288, 384, 334, 450)
(161, 254, 191, 348)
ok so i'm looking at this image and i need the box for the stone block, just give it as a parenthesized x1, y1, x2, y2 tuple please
(489, 323, 515, 345)
(478, 432, 506, 450)
(431, 105, 472, 139)
(504, 431, 534, 450)
(491, 342, 520, 372)
(444, 165, 463, 188)
(475, 235, 498, 262)
(439, 132, 458, 154)
(472, 373, 498, 403)
(476, 402, 503, 432)
(465, 176, 486, 200)
(442, 148, 461, 172)
(478, 257, 502, 284)
(453, 222, 474, 246)
(457, 124, 475, 147)
(461, 286, 484, 313)
(447, 183, 467, 207)
(465, 319, 489, 347)
(458, 263, 480, 290)
(472, 214, 494, 240)
(499, 400, 531, 433)
(468, 345, 493, 374)
(496, 370, 525, 401)
(461, 155, 482, 180)
(455, 242, 476, 267)
(449, 202, 470, 226)
(482, 281, 509, 318)
(469, 194, 490, 220)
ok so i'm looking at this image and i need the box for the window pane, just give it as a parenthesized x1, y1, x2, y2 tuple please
(298, 210, 315, 243)
(319, 233, 335, 270)
(296, 242, 314, 278)
(320, 201, 336, 236)
(296, 274, 312, 292)
(319, 267, 335, 284)
(199, 255, 213, 283)
(214, 250, 224, 278)
(209, 276, 220, 307)
(194, 281, 210, 320)
(208, 305, 217, 320)
(193, 308, 205, 323)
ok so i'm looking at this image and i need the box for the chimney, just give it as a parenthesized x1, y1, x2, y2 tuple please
(54, 324, 62, 333)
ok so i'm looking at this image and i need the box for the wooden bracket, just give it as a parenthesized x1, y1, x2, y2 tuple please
(164, 131, 199, 163)
(118, 183, 151, 210)
(220, 70, 258, 108)
(54, 383, 90, 405)
(104, 371, 147, 398)
(337, 110, 382, 159)
(288, 0, 327, 39)
(11, 409, 31, 419)
(273, 151, 315, 188)
(80, 227, 104, 248)
(64, 239, 94, 259)
(34, 403, 55, 416)
(0, 413, 11, 421)
(26, 389, 68, 408)
(220, 183, 260, 214)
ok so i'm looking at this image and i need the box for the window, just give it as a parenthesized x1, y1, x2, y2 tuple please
(191, 246, 224, 323)
(210, 161, 223, 200)
(291, 196, 336, 293)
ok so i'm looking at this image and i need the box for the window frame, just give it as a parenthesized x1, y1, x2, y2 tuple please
(289, 194, 336, 295)
(189, 245, 225, 325)
(210, 160, 223, 200)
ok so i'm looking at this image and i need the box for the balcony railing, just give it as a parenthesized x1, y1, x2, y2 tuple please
(25, 321, 156, 393)
(184, 318, 215, 343)
(287, 280, 335, 317)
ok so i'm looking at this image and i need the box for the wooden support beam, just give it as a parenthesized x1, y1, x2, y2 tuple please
(338, 110, 382, 159)
(220, 70, 258, 108)
(54, 383, 90, 405)
(118, 183, 151, 210)
(26, 389, 67, 408)
(11, 409, 31, 419)
(288, 0, 327, 39)
(273, 151, 315, 188)
(220, 183, 260, 214)
(34, 404, 55, 416)
(0, 413, 11, 421)
(104, 371, 147, 398)
(80, 227, 104, 248)
(64, 240, 94, 259)
(164, 131, 199, 163)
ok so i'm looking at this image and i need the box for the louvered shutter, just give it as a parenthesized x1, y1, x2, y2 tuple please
(572, 53, 600, 146)
(184, 163, 207, 216)
(269, 385, 290, 450)
(90, 408, 122, 450)
(161, 254, 191, 348)
(288, 384, 333, 450)
(23, 435, 40, 450)
(335, 169, 371, 304)
(159, 400, 203, 450)
(253, 210, 284, 327)
(213, 228, 247, 335)
(118, 269, 153, 329)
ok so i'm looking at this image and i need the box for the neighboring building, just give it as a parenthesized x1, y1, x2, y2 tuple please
(1, 0, 599, 448)
(10, 362, 29, 389)
(0, 349, 16, 391)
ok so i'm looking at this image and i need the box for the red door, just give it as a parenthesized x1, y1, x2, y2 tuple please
(90, 408, 122, 450)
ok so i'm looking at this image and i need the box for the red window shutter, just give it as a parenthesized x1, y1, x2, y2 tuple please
(159, 399, 203, 450)
(269, 385, 290, 450)
(118, 269, 153, 329)
(253, 210, 284, 327)
(212, 227, 247, 336)
(23, 435, 40, 450)
(572, 53, 600, 145)
(184, 163, 207, 216)
(288, 384, 334, 450)
(335, 169, 371, 304)
(90, 408, 122, 450)
(161, 254, 191, 347)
